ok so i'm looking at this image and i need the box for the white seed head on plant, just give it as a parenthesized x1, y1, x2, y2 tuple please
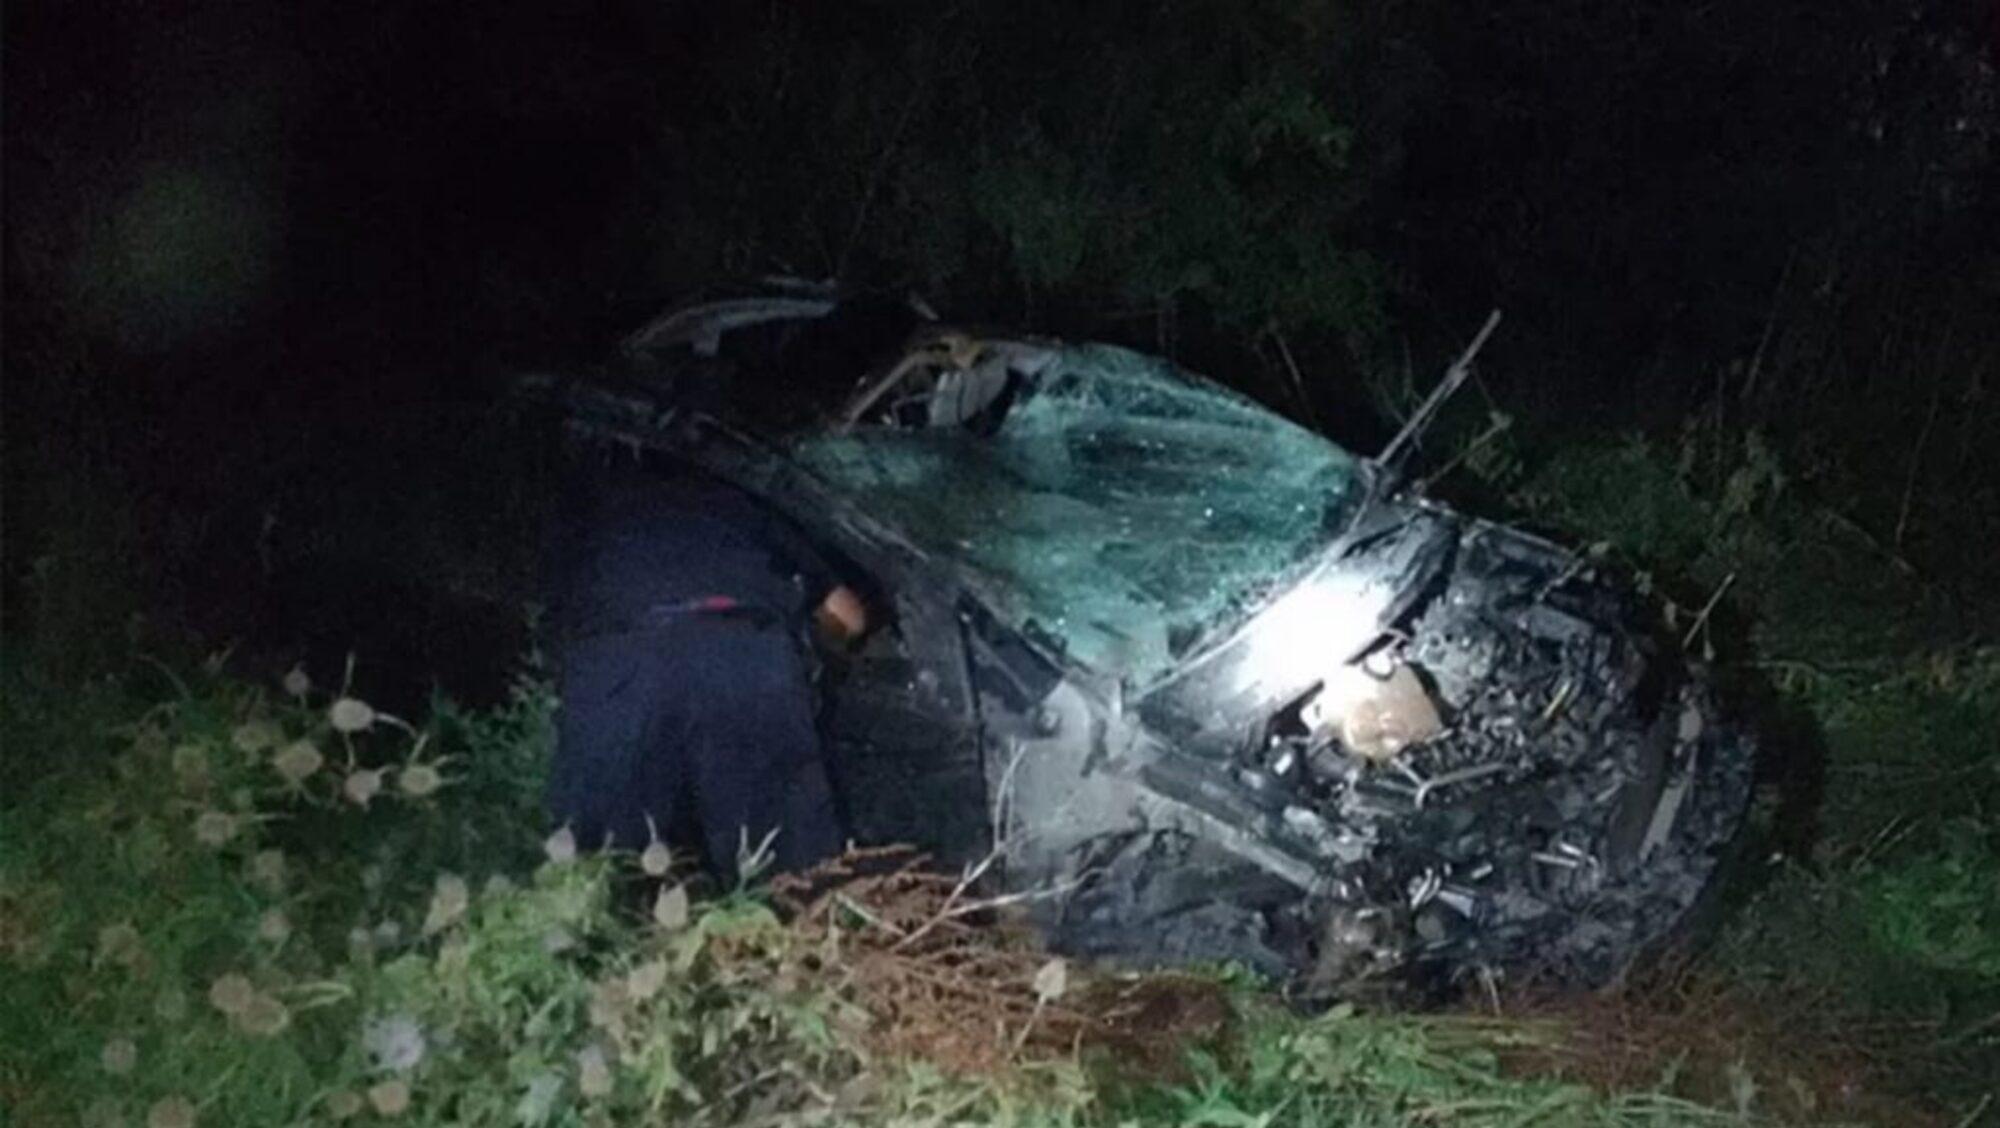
(155, 988, 189, 1023)
(482, 874, 515, 899)
(437, 937, 471, 977)
(256, 909, 292, 945)
(236, 992, 291, 1037)
(96, 922, 142, 967)
(193, 810, 237, 848)
(328, 697, 376, 733)
(282, 666, 312, 699)
(170, 744, 209, 789)
(652, 883, 690, 931)
(626, 960, 667, 1002)
(342, 768, 385, 808)
(248, 849, 287, 893)
(367, 1078, 412, 1117)
(364, 1014, 428, 1072)
(230, 720, 281, 755)
(207, 972, 254, 1016)
(372, 919, 404, 949)
(101, 1037, 138, 1076)
(639, 839, 672, 877)
(517, 1073, 561, 1126)
(397, 762, 443, 799)
(422, 874, 469, 935)
(272, 740, 324, 785)
(576, 1044, 614, 1099)
(147, 1095, 197, 1128)
(324, 1090, 364, 1121)
(587, 977, 630, 1030)
(543, 826, 577, 865)
(81, 1097, 124, 1128)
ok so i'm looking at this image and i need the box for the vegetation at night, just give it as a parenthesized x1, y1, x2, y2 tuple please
(5, 0, 1997, 1123)
(1, 654, 1757, 1125)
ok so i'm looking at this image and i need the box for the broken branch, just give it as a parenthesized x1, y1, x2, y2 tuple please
(1379, 309, 1504, 475)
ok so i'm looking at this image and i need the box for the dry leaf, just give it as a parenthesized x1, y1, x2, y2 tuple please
(1032, 956, 1068, 1002)
(367, 1078, 411, 1117)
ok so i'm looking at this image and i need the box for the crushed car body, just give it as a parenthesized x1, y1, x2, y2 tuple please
(523, 290, 1755, 996)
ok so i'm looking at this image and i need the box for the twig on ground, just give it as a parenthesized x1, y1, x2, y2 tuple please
(1418, 410, 1513, 494)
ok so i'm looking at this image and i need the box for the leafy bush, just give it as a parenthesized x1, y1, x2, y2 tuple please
(660, 1, 1386, 343)
(0, 661, 872, 1126)
(1858, 817, 2000, 981)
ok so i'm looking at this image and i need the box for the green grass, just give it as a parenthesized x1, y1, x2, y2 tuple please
(2, 652, 1771, 1127)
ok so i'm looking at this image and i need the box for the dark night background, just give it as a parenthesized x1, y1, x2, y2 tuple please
(5, 2, 2000, 1116)
(8, 0, 1998, 695)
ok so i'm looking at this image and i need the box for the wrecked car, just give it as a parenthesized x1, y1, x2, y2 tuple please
(524, 287, 1755, 995)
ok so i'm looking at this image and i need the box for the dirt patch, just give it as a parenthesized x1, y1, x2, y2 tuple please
(1486, 965, 1951, 1126)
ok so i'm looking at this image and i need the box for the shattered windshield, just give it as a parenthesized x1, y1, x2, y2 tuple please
(791, 344, 1364, 682)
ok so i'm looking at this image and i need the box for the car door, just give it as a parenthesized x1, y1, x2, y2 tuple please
(819, 568, 994, 869)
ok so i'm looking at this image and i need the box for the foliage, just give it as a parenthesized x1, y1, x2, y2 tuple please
(2, 654, 1762, 1127)
(658, 1, 1386, 344)
(1432, 417, 2000, 1117)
